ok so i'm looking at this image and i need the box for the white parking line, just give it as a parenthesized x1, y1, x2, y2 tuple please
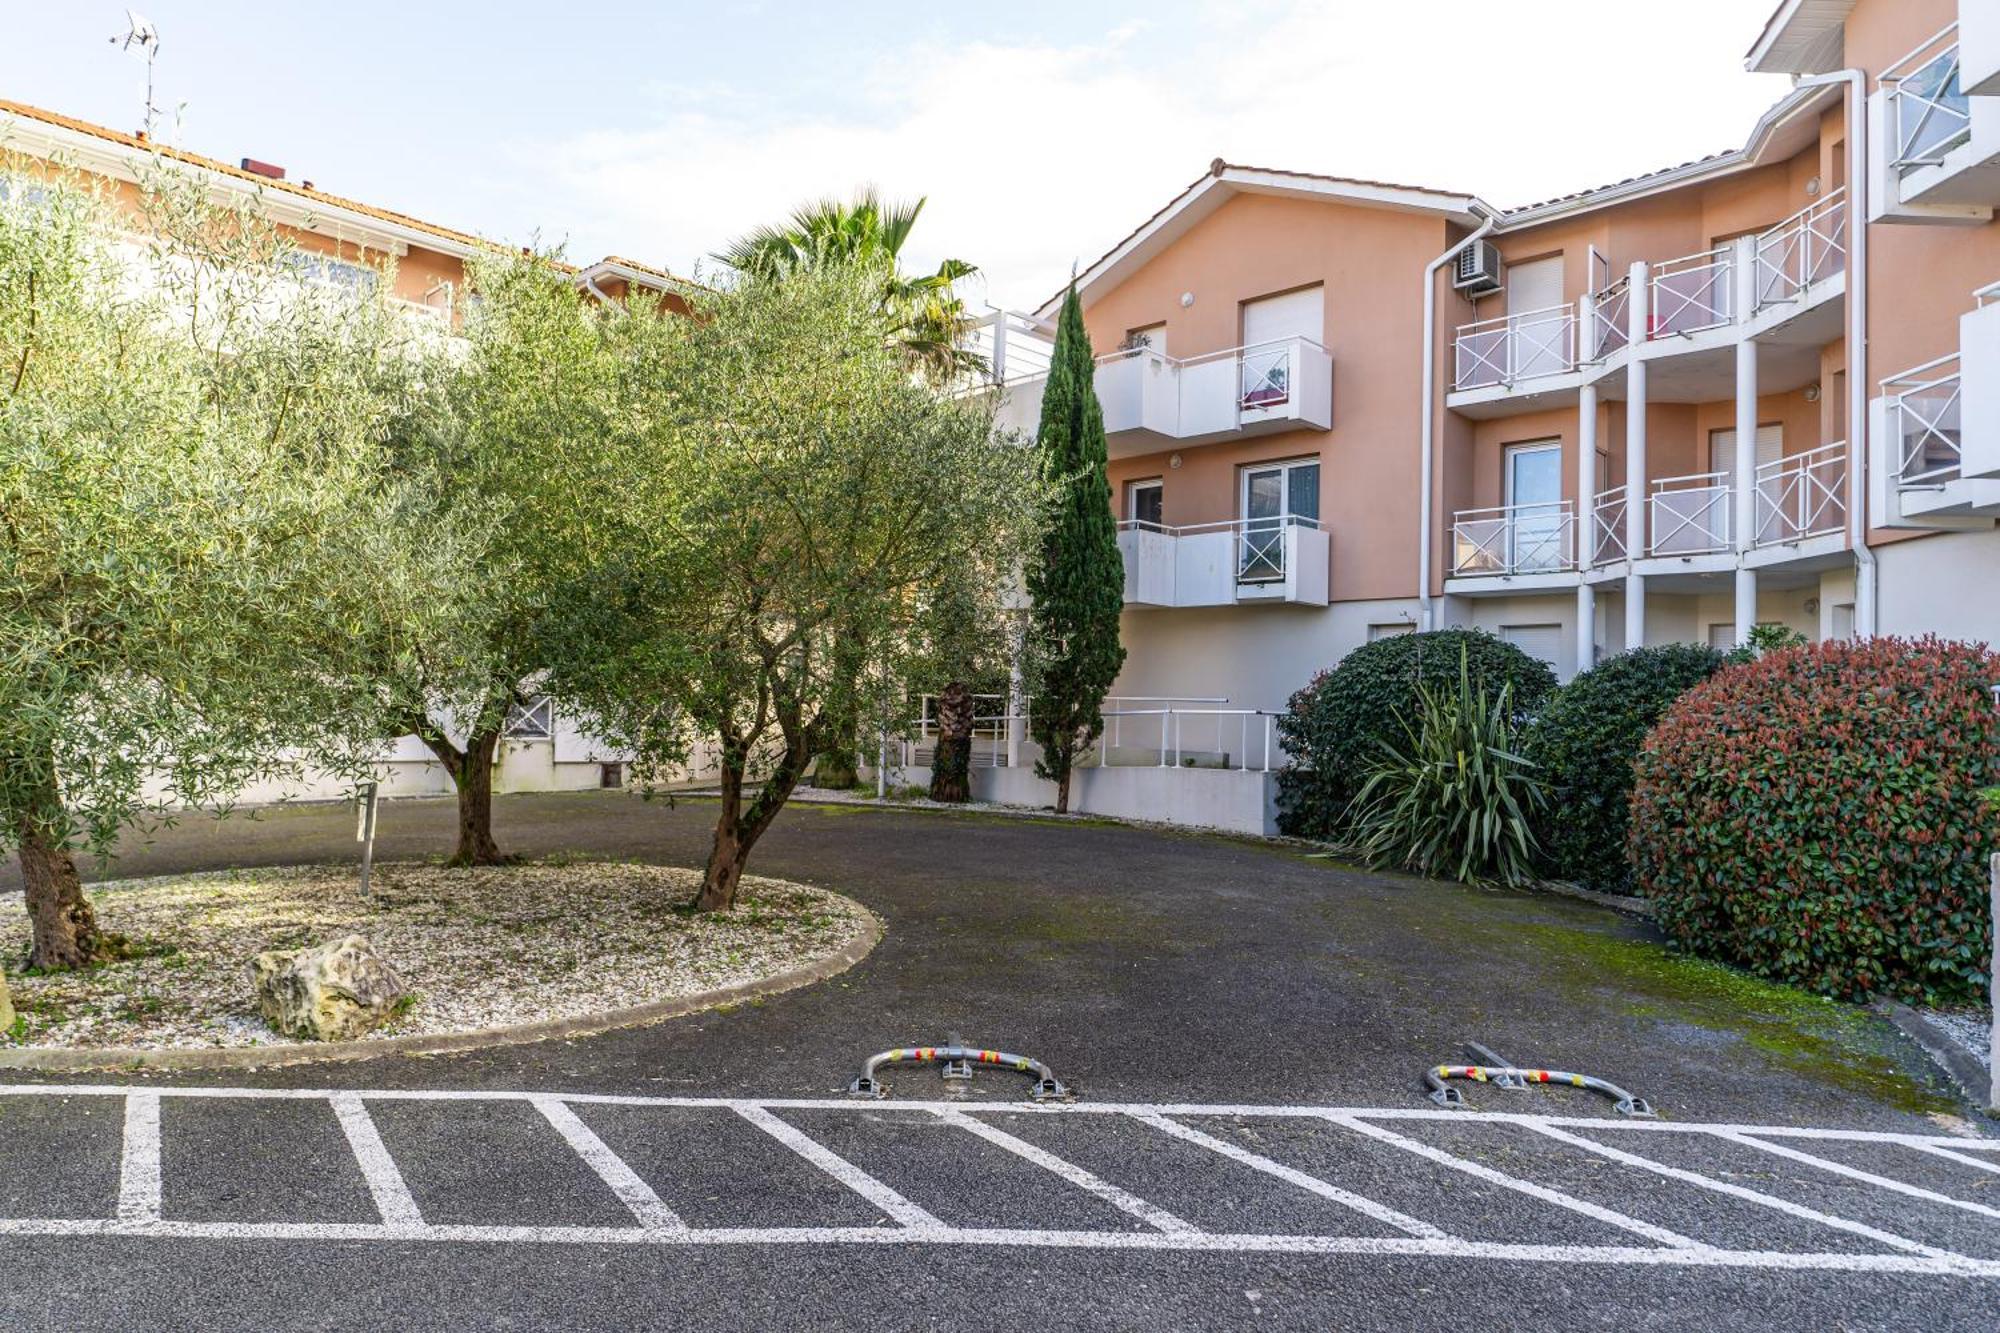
(935, 1108, 1197, 1234)
(3, 1084, 1996, 1277)
(1326, 1113, 1707, 1251)
(533, 1097, 685, 1232)
(330, 1094, 423, 1229)
(116, 1092, 161, 1224)
(732, 1104, 944, 1231)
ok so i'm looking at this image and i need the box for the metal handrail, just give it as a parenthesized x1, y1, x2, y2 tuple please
(1118, 513, 1318, 585)
(1590, 486, 1627, 565)
(1649, 248, 1733, 338)
(1754, 188, 1847, 311)
(1096, 707, 1284, 772)
(1752, 442, 1847, 546)
(1450, 500, 1577, 575)
(1589, 279, 1630, 360)
(1883, 355, 1963, 488)
(1882, 24, 1969, 172)
(1648, 470, 1733, 556)
(1453, 304, 1576, 390)
(1976, 278, 2000, 309)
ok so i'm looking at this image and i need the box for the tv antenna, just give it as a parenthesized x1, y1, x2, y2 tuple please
(108, 10, 162, 138)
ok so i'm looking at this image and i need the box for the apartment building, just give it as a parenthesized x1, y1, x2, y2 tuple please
(989, 0, 2000, 730)
(0, 98, 694, 802)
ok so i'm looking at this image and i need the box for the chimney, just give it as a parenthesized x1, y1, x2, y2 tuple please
(239, 157, 286, 181)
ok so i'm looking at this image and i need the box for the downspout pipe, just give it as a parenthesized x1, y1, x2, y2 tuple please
(1420, 203, 1500, 631)
(1796, 68, 1876, 635)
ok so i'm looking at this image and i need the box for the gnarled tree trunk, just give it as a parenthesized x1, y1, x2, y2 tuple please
(928, 681, 974, 803)
(14, 809, 108, 971)
(698, 726, 815, 913)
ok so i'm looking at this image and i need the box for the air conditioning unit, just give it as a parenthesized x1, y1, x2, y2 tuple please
(1452, 240, 1504, 296)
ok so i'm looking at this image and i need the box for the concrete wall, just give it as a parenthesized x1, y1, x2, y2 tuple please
(1874, 525, 2000, 646)
(1109, 596, 1425, 710)
(882, 763, 1280, 838)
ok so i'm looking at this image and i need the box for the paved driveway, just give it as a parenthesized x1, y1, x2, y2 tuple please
(0, 791, 1990, 1331)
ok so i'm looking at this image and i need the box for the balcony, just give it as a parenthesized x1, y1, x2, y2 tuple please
(1117, 517, 1329, 608)
(1751, 190, 1846, 313)
(1648, 248, 1733, 339)
(1870, 345, 2000, 522)
(1873, 25, 2000, 218)
(1452, 306, 1576, 391)
(1752, 443, 1847, 547)
(991, 332, 1333, 455)
(1587, 279, 1630, 361)
(1884, 354, 1963, 489)
(1589, 487, 1627, 565)
(1647, 472, 1733, 557)
(1449, 501, 1576, 578)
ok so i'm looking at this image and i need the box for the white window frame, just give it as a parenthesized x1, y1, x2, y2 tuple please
(1238, 457, 1321, 524)
(504, 696, 554, 740)
(1127, 478, 1164, 528)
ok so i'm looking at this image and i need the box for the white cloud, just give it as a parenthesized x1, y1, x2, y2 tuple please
(544, 0, 1791, 311)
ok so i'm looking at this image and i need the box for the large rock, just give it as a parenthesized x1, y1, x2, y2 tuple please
(250, 935, 406, 1042)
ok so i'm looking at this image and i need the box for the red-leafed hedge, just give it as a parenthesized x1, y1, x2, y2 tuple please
(1629, 636, 2000, 1003)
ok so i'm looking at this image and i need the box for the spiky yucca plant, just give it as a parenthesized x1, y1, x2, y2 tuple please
(1346, 648, 1547, 887)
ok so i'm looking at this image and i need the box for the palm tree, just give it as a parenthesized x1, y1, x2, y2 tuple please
(715, 190, 983, 384)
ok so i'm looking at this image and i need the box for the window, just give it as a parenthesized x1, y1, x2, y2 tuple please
(1122, 323, 1167, 355)
(1238, 459, 1320, 582)
(1500, 624, 1562, 668)
(1708, 622, 1736, 651)
(1127, 479, 1164, 528)
(599, 762, 625, 789)
(1367, 622, 1415, 642)
(504, 696, 554, 740)
(1830, 603, 1855, 641)
(284, 251, 380, 295)
(1504, 441, 1565, 572)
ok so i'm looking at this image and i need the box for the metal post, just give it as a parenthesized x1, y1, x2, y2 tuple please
(355, 781, 379, 900)
(1733, 236, 1760, 651)
(991, 310, 1008, 385)
(876, 726, 888, 799)
(1577, 379, 1599, 673)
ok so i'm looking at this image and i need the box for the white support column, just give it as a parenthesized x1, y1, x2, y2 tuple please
(1623, 260, 1649, 651)
(1733, 236, 1759, 650)
(1576, 380, 1599, 672)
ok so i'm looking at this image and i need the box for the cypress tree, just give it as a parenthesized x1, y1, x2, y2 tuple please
(1025, 283, 1126, 813)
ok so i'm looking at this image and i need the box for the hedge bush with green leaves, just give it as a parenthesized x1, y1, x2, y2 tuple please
(1276, 628, 1557, 838)
(1348, 650, 1547, 886)
(1629, 635, 2000, 1003)
(1530, 643, 1726, 892)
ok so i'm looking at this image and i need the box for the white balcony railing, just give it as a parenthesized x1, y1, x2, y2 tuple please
(1649, 248, 1733, 338)
(1753, 190, 1847, 311)
(1590, 487, 1627, 565)
(900, 694, 1252, 771)
(1648, 471, 1733, 556)
(1753, 442, 1848, 546)
(1450, 501, 1576, 575)
(1883, 354, 1963, 488)
(1453, 306, 1576, 390)
(1589, 279, 1630, 361)
(1116, 516, 1328, 607)
(1885, 26, 1972, 172)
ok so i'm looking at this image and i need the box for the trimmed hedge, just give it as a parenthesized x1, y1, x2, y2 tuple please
(1530, 643, 1726, 892)
(1629, 635, 2000, 1003)
(1276, 628, 1557, 838)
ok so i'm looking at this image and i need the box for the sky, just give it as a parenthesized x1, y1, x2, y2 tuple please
(0, 2, 1795, 311)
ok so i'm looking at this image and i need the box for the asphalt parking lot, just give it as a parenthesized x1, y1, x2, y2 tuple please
(0, 790, 1992, 1331)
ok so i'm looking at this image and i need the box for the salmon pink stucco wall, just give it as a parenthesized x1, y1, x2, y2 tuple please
(1086, 189, 1457, 604)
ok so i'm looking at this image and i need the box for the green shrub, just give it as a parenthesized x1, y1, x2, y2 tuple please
(1276, 628, 1557, 838)
(1347, 651, 1546, 886)
(1630, 635, 2000, 1003)
(1530, 643, 1726, 892)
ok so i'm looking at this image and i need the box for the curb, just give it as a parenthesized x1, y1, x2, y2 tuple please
(0, 910, 883, 1074)
(1878, 1000, 1992, 1109)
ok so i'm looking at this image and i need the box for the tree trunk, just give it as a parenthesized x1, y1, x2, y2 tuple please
(412, 715, 507, 868)
(448, 726, 506, 867)
(15, 814, 108, 971)
(1055, 764, 1072, 815)
(929, 681, 974, 803)
(697, 728, 814, 913)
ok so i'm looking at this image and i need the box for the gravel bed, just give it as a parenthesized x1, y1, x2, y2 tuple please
(0, 862, 871, 1051)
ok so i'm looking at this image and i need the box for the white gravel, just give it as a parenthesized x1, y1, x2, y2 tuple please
(1921, 1007, 1993, 1071)
(0, 862, 871, 1051)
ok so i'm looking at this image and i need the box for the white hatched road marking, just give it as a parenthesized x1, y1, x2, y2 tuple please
(1520, 1121, 1950, 1259)
(330, 1093, 424, 1229)
(1326, 1113, 1707, 1250)
(116, 1092, 161, 1224)
(933, 1107, 1197, 1234)
(1127, 1111, 1448, 1239)
(732, 1104, 944, 1231)
(1, 1084, 1996, 1277)
(533, 1097, 685, 1231)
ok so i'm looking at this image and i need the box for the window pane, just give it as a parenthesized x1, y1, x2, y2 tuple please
(1130, 482, 1163, 527)
(1244, 470, 1284, 520)
(1287, 463, 1320, 521)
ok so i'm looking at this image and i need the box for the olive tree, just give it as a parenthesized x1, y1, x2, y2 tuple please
(0, 164, 421, 968)
(549, 264, 1036, 911)
(372, 252, 617, 865)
